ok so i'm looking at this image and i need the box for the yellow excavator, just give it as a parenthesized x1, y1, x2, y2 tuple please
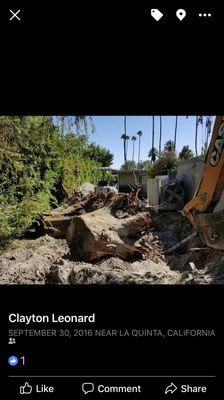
(182, 116, 224, 249)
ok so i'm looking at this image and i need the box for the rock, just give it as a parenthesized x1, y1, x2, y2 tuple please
(76, 182, 95, 197)
(95, 186, 118, 195)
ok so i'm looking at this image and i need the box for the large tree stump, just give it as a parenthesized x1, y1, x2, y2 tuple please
(66, 207, 151, 261)
(41, 190, 117, 238)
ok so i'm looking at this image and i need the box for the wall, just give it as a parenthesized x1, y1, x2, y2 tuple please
(147, 175, 169, 210)
(176, 158, 205, 202)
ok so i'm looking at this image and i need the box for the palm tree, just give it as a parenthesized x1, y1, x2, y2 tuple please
(121, 116, 128, 163)
(137, 130, 143, 164)
(159, 116, 162, 154)
(174, 116, 178, 151)
(121, 133, 127, 163)
(164, 140, 175, 152)
(126, 135, 130, 159)
(131, 136, 137, 161)
(148, 147, 158, 162)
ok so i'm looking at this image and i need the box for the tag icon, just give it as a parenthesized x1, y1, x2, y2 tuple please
(176, 9, 186, 21)
(151, 9, 164, 21)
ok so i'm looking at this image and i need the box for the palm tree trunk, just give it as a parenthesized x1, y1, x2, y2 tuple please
(123, 140, 126, 163)
(138, 136, 141, 164)
(159, 115, 162, 154)
(132, 141, 134, 161)
(151, 116, 155, 162)
(124, 116, 127, 164)
(174, 116, 178, 151)
(124, 116, 127, 163)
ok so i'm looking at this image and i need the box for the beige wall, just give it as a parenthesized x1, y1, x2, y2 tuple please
(177, 158, 205, 202)
(147, 176, 169, 209)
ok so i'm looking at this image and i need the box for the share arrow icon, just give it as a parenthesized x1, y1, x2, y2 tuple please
(165, 382, 178, 394)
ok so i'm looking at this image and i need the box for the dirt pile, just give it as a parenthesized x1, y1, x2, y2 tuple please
(0, 236, 68, 284)
(47, 257, 180, 285)
(0, 233, 223, 285)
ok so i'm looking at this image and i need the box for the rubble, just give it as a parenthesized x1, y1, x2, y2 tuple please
(0, 233, 223, 285)
(0, 184, 223, 285)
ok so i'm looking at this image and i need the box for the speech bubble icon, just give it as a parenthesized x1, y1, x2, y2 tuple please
(82, 382, 94, 395)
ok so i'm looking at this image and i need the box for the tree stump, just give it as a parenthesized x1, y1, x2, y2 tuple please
(66, 207, 151, 261)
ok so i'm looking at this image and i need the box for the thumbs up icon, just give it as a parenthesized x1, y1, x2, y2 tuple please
(20, 382, 32, 395)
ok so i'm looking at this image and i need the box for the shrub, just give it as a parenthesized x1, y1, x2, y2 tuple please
(149, 150, 177, 177)
(0, 116, 113, 246)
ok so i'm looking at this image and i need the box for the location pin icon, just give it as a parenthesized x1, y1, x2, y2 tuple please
(176, 9, 186, 21)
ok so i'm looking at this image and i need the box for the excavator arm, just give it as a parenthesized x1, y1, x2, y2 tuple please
(182, 116, 224, 249)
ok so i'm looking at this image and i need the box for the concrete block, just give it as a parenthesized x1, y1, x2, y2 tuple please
(147, 176, 169, 209)
(177, 158, 204, 202)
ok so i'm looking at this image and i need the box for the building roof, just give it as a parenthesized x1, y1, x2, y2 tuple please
(98, 167, 119, 173)
(118, 169, 148, 174)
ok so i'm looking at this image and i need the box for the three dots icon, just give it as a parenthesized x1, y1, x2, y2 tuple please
(199, 13, 212, 18)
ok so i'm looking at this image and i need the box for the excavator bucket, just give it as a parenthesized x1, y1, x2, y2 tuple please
(195, 210, 224, 249)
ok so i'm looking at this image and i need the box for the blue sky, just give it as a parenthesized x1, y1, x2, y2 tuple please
(87, 116, 215, 169)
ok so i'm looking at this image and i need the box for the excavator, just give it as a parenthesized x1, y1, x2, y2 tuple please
(182, 116, 224, 249)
